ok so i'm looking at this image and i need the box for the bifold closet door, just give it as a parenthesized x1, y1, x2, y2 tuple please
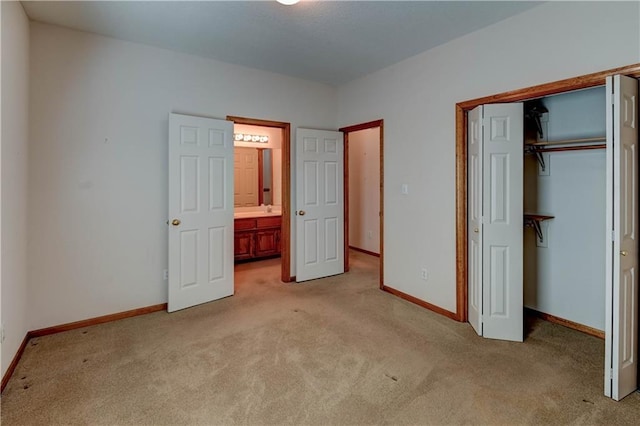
(468, 103, 524, 342)
(605, 74, 639, 401)
(468, 106, 483, 336)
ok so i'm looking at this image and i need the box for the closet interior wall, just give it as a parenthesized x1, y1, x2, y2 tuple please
(524, 86, 607, 332)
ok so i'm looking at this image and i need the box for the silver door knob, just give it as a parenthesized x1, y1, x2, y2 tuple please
(621, 250, 628, 256)
(473, 228, 479, 233)
(299, 210, 306, 216)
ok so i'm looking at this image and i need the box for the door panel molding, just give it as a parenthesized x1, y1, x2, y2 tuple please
(295, 128, 344, 282)
(168, 113, 234, 312)
(605, 74, 639, 401)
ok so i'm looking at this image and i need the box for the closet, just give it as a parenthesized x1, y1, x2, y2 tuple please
(466, 74, 639, 401)
(523, 86, 607, 335)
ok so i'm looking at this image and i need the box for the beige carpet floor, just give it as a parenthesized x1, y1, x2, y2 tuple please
(1, 250, 639, 425)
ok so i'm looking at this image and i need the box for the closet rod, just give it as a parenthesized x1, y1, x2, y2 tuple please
(528, 136, 606, 147)
(534, 144, 606, 153)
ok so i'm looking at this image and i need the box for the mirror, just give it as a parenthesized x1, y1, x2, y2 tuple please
(234, 147, 281, 207)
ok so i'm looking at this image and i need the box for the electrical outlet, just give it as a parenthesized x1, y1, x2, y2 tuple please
(163, 269, 168, 280)
(421, 269, 428, 281)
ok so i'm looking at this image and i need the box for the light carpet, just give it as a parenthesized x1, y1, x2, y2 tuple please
(1, 251, 639, 425)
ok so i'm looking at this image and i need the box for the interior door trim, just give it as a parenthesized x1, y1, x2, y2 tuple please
(455, 63, 640, 322)
(227, 115, 292, 282)
(339, 119, 384, 287)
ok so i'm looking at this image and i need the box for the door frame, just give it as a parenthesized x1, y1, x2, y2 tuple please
(455, 63, 640, 322)
(339, 120, 384, 287)
(227, 115, 292, 282)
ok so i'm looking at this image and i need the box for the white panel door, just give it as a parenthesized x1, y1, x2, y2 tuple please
(296, 128, 344, 282)
(481, 103, 524, 342)
(468, 105, 483, 336)
(168, 113, 234, 312)
(234, 147, 259, 207)
(605, 75, 638, 401)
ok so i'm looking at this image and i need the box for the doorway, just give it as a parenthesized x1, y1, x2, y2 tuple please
(227, 116, 292, 282)
(339, 120, 384, 287)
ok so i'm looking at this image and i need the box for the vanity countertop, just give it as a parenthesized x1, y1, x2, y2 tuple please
(234, 211, 282, 219)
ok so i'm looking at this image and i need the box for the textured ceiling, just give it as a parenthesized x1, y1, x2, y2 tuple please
(22, 1, 542, 86)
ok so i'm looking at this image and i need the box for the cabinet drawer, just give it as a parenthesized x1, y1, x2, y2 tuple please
(235, 218, 257, 230)
(256, 216, 281, 229)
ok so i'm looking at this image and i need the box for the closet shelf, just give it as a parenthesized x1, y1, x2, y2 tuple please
(524, 214, 554, 243)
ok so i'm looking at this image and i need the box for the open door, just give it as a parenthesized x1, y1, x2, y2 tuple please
(295, 128, 344, 282)
(467, 103, 524, 342)
(468, 105, 483, 336)
(605, 74, 639, 401)
(168, 113, 234, 312)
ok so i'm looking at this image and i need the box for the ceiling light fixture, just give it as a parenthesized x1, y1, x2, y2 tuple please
(277, 0, 300, 5)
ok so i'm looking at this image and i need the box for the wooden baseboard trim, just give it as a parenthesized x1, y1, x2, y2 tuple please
(1, 303, 168, 394)
(382, 285, 458, 321)
(29, 303, 167, 338)
(349, 246, 380, 257)
(525, 307, 604, 339)
(1, 334, 29, 393)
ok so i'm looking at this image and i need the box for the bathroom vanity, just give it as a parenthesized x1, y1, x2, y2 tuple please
(234, 211, 281, 262)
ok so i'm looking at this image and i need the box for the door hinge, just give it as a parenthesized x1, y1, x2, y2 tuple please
(609, 368, 614, 379)
(611, 230, 615, 242)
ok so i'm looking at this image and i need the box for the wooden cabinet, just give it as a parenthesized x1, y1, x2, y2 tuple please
(234, 216, 281, 262)
(234, 231, 254, 261)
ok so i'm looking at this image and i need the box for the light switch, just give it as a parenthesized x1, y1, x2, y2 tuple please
(401, 184, 409, 195)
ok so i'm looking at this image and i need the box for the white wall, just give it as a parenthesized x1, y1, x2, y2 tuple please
(348, 128, 380, 254)
(337, 1, 640, 313)
(524, 87, 607, 330)
(524, 151, 606, 330)
(28, 22, 337, 330)
(1, 1, 30, 377)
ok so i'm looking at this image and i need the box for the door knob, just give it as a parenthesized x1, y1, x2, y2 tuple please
(473, 228, 479, 233)
(171, 219, 181, 226)
(299, 210, 306, 216)
(621, 250, 628, 256)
